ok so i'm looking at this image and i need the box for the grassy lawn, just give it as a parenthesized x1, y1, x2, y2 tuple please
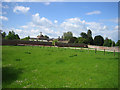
(2, 46, 118, 88)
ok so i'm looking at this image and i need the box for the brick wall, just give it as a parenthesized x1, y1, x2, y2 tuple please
(1, 40, 88, 48)
(2, 40, 53, 46)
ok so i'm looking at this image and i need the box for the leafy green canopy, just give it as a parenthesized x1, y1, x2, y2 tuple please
(103, 38, 115, 47)
(115, 40, 120, 46)
(21, 36, 30, 40)
(2, 31, 20, 40)
(63, 31, 73, 40)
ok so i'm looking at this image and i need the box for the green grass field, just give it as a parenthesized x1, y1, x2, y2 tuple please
(2, 46, 118, 88)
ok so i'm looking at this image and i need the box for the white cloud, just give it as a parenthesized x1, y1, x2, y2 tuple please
(0, 11, 7, 15)
(31, 29, 39, 33)
(100, 18, 118, 23)
(2, 0, 64, 2)
(13, 6, 30, 13)
(109, 18, 118, 23)
(21, 25, 29, 29)
(2, 5, 9, 9)
(2, 0, 119, 2)
(60, 18, 87, 36)
(0, 3, 9, 9)
(5, 13, 117, 42)
(0, 16, 8, 21)
(85, 22, 107, 31)
(54, 20, 58, 23)
(103, 25, 107, 30)
(2, 0, 23, 1)
(32, 13, 52, 27)
(44, 2, 50, 5)
(15, 29, 22, 33)
(86, 10, 101, 15)
(114, 25, 118, 30)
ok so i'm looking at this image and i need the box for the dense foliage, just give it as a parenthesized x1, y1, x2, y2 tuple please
(63, 31, 73, 40)
(2, 32, 6, 39)
(80, 32, 88, 39)
(80, 29, 93, 45)
(115, 40, 120, 46)
(77, 37, 88, 44)
(1, 30, 119, 47)
(93, 35, 104, 46)
(103, 38, 115, 47)
(1, 31, 20, 40)
(44, 35, 49, 39)
(68, 37, 77, 43)
(21, 36, 30, 40)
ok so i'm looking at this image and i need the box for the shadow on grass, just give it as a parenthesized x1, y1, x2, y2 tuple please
(24, 51, 31, 54)
(69, 54, 77, 57)
(15, 58, 22, 61)
(2, 66, 23, 86)
(56, 60, 65, 64)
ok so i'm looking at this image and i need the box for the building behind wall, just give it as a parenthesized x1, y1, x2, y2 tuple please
(29, 32, 49, 42)
(29, 32, 68, 43)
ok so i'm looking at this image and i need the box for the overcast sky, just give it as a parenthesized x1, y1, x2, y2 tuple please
(0, 2, 118, 42)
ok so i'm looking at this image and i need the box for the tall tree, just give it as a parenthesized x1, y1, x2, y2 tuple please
(15, 34, 20, 39)
(115, 40, 120, 46)
(94, 35, 104, 46)
(5, 31, 20, 40)
(103, 37, 115, 47)
(80, 30, 93, 45)
(63, 31, 73, 40)
(87, 37, 94, 45)
(87, 29, 92, 38)
(2, 32, 6, 39)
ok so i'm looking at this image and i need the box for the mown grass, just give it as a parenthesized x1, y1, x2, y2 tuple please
(2, 46, 118, 88)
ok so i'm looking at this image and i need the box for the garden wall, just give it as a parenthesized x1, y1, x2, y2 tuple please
(2, 40, 53, 46)
(1, 40, 88, 48)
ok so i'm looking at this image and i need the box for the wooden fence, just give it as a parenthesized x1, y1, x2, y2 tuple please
(88, 45, 119, 52)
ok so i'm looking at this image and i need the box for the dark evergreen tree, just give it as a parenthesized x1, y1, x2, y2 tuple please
(2, 32, 6, 39)
(87, 29, 92, 38)
(94, 35, 104, 46)
(5, 31, 20, 40)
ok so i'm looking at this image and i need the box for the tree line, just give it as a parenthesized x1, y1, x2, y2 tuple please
(62, 30, 120, 47)
(1, 30, 120, 47)
(1, 30, 49, 41)
(1, 31, 20, 40)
